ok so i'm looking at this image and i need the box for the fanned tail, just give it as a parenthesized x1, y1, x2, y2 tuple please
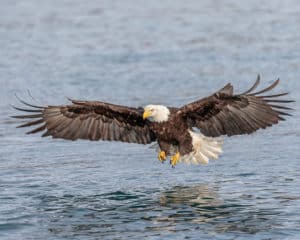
(180, 131, 223, 165)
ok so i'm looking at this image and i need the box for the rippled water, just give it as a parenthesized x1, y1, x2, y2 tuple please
(1, 0, 300, 239)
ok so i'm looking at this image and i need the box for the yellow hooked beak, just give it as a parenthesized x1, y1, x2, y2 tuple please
(143, 110, 152, 120)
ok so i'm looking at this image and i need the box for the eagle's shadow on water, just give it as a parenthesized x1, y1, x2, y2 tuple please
(39, 184, 282, 238)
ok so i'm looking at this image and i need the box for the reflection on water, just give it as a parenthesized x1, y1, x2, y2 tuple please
(32, 184, 287, 239)
(160, 185, 222, 206)
(157, 185, 282, 235)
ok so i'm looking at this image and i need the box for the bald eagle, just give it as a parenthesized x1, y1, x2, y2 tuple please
(12, 76, 293, 167)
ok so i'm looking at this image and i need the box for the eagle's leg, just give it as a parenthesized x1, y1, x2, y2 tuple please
(170, 152, 180, 167)
(158, 141, 170, 163)
(158, 151, 167, 163)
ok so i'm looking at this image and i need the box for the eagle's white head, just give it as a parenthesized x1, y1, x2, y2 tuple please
(143, 104, 170, 122)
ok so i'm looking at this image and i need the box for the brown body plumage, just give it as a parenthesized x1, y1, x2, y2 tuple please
(12, 76, 293, 166)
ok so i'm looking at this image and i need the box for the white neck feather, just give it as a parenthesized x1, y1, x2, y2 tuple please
(153, 106, 170, 122)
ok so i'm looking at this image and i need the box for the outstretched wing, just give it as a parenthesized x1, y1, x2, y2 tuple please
(12, 98, 156, 144)
(179, 75, 294, 137)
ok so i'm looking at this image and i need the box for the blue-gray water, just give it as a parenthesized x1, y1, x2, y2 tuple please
(0, 1, 300, 239)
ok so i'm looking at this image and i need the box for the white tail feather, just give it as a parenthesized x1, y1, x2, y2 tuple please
(180, 131, 223, 165)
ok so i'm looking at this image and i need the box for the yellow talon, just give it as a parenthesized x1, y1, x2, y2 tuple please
(158, 151, 167, 163)
(170, 152, 180, 167)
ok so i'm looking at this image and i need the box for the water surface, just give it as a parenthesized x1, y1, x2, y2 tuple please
(0, 1, 300, 239)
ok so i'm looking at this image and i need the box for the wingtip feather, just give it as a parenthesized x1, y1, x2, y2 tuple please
(14, 93, 44, 109)
(241, 74, 261, 95)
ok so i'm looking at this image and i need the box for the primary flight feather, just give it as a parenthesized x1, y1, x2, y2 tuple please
(12, 75, 293, 167)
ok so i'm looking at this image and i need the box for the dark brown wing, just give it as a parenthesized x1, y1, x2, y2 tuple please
(11, 98, 156, 144)
(179, 75, 294, 137)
